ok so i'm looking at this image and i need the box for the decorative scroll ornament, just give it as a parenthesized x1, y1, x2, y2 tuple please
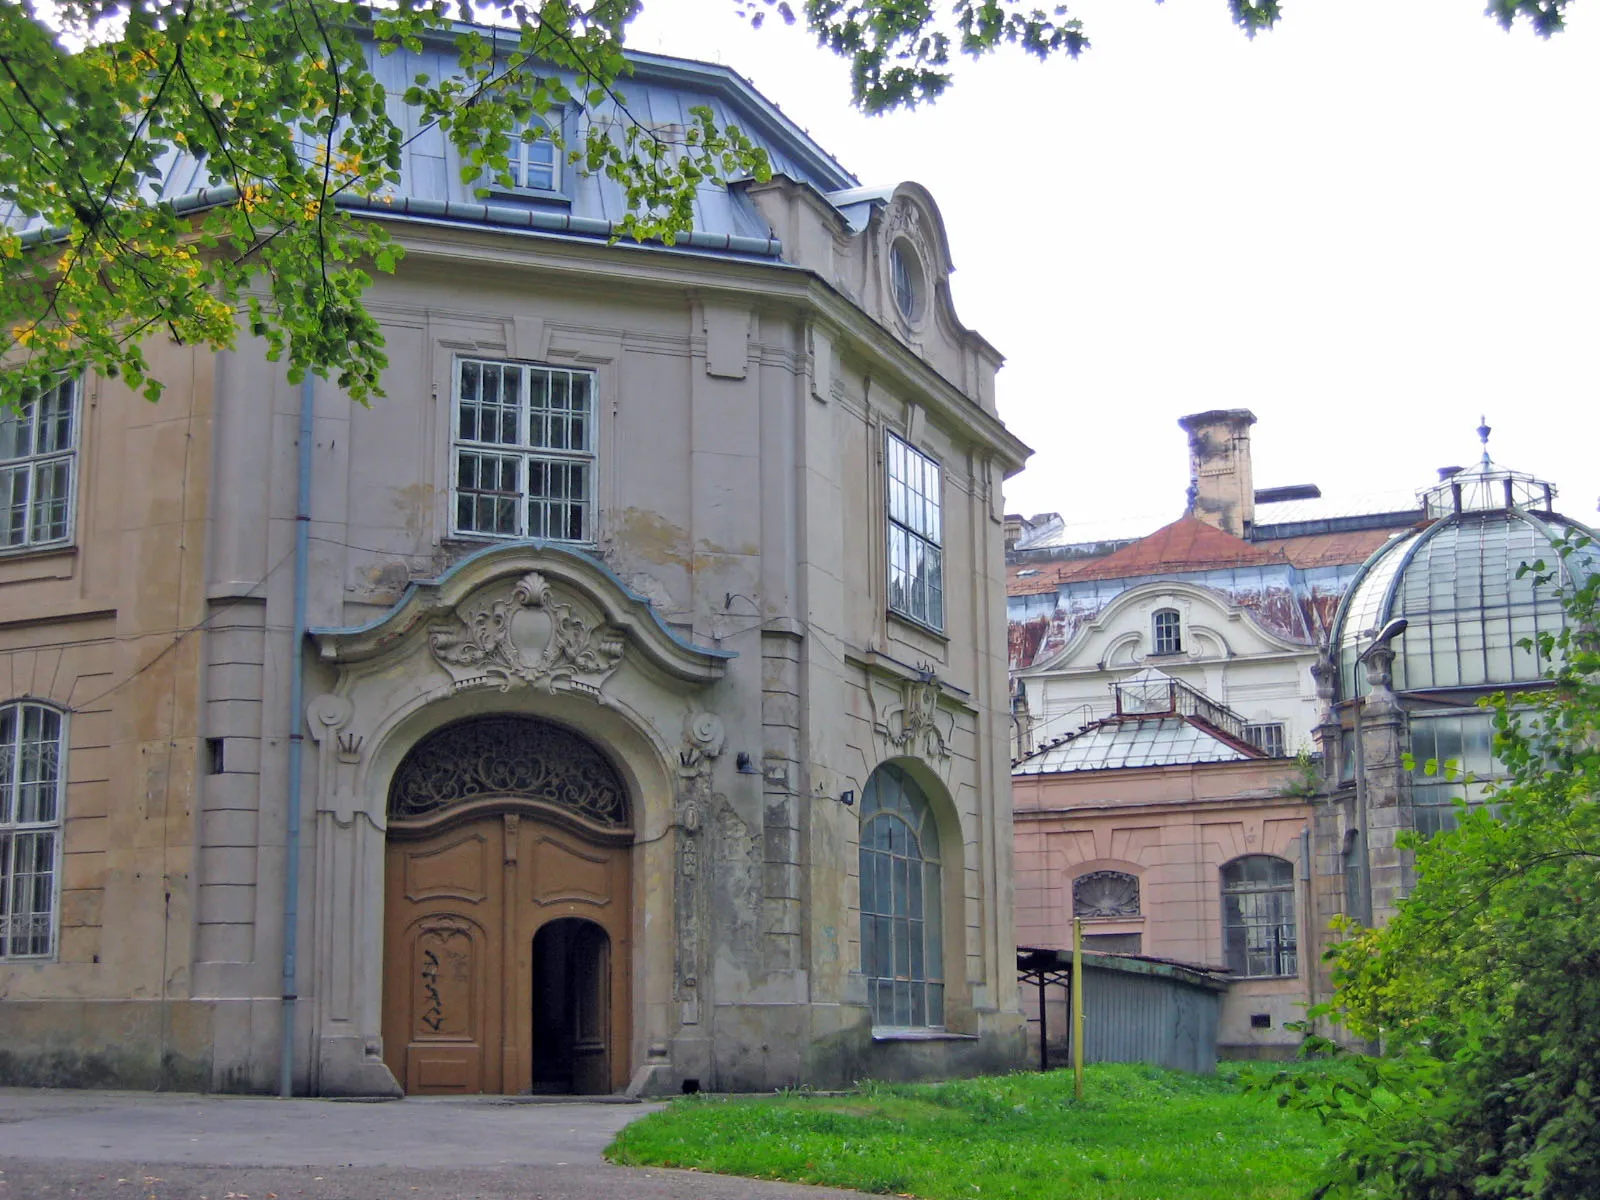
(388, 716, 629, 828)
(876, 671, 952, 761)
(678, 711, 726, 779)
(428, 571, 624, 698)
(1073, 870, 1141, 919)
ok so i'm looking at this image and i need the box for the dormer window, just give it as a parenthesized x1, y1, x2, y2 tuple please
(512, 117, 559, 191)
(484, 114, 567, 200)
(1152, 609, 1182, 655)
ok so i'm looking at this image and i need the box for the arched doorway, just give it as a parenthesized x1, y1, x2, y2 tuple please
(380, 716, 632, 1095)
(530, 917, 612, 1094)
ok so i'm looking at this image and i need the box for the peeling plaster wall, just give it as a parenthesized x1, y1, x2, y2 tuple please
(0, 341, 216, 1089)
(2, 195, 1025, 1093)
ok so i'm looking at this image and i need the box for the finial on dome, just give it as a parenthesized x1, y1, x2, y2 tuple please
(1477, 415, 1492, 467)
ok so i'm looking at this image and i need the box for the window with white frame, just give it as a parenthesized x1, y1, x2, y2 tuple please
(453, 358, 595, 543)
(859, 762, 944, 1027)
(1, 376, 79, 551)
(1244, 722, 1287, 758)
(886, 432, 943, 630)
(0, 701, 65, 959)
(509, 115, 560, 192)
(1221, 854, 1297, 978)
(1152, 608, 1182, 655)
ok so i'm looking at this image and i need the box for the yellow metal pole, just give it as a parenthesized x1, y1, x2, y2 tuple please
(1072, 916, 1084, 1100)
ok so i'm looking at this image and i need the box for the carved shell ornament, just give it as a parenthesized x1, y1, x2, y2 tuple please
(427, 570, 624, 698)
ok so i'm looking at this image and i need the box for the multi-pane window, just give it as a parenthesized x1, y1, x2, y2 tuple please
(1, 376, 78, 550)
(1221, 855, 1297, 978)
(0, 702, 64, 959)
(886, 433, 943, 630)
(859, 763, 943, 1028)
(1409, 711, 1500, 837)
(1244, 722, 1287, 758)
(1152, 609, 1182, 655)
(454, 358, 595, 543)
(509, 117, 559, 192)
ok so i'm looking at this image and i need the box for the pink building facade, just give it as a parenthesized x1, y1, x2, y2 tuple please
(1014, 742, 1321, 1057)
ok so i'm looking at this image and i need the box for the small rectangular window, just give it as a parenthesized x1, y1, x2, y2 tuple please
(1152, 609, 1182, 655)
(206, 738, 225, 775)
(486, 115, 563, 195)
(453, 358, 596, 544)
(1244, 722, 1286, 758)
(885, 432, 943, 631)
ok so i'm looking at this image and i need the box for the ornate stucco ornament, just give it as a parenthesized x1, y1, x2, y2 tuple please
(428, 570, 624, 697)
(877, 669, 953, 761)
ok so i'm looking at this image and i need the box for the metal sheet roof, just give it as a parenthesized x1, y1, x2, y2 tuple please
(2, 33, 863, 260)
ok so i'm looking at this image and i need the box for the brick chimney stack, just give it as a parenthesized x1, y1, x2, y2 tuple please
(1178, 409, 1257, 539)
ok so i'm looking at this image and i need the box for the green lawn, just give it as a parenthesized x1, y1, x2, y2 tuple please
(606, 1062, 1339, 1199)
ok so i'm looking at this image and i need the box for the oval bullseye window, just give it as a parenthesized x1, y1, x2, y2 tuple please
(890, 241, 923, 322)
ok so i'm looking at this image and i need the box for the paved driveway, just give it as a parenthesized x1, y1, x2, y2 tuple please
(0, 1088, 869, 1199)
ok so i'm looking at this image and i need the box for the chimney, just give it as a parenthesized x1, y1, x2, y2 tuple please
(1178, 409, 1257, 538)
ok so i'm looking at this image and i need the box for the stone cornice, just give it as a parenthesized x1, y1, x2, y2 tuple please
(373, 220, 1032, 474)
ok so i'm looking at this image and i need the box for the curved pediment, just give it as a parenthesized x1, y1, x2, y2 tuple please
(1025, 580, 1307, 674)
(311, 542, 733, 694)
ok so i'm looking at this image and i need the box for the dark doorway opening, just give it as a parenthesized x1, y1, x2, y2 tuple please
(529, 917, 611, 1095)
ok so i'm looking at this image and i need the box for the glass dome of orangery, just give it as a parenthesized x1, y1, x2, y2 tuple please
(1334, 461, 1600, 699)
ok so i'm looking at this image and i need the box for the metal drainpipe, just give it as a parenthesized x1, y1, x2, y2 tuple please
(279, 376, 314, 1098)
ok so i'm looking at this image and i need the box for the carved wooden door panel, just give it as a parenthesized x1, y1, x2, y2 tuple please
(382, 819, 505, 1095)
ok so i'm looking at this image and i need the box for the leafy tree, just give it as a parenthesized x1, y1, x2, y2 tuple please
(1269, 531, 1600, 1199)
(0, 0, 1581, 405)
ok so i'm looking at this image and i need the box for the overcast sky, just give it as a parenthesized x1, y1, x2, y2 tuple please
(629, 0, 1599, 540)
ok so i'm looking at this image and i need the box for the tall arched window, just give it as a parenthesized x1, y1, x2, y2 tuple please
(1152, 608, 1183, 655)
(0, 701, 65, 959)
(1221, 855, 1296, 978)
(859, 763, 944, 1028)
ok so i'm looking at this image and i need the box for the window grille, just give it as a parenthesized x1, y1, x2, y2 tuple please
(1152, 609, 1182, 655)
(0, 377, 78, 551)
(886, 433, 943, 630)
(0, 702, 64, 959)
(1221, 855, 1296, 978)
(1243, 722, 1286, 758)
(859, 763, 943, 1028)
(453, 358, 595, 543)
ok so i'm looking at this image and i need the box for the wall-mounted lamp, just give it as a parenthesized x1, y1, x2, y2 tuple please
(839, 790, 855, 807)
(735, 752, 759, 774)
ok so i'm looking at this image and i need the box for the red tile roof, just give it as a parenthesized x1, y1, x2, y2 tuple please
(1055, 516, 1282, 583)
(1276, 527, 1410, 568)
(1006, 515, 1414, 597)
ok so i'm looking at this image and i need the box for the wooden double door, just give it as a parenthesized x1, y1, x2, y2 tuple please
(382, 808, 631, 1095)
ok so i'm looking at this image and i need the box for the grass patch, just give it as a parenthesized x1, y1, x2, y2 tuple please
(607, 1061, 1340, 1198)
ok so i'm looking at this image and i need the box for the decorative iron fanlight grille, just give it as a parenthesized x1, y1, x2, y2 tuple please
(1072, 870, 1140, 918)
(388, 716, 629, 827)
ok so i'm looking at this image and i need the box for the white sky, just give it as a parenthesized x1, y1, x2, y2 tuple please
(628, 0, 1600, 538)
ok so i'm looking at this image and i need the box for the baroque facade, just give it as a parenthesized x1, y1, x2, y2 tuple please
(0, 33, 1029, 1095)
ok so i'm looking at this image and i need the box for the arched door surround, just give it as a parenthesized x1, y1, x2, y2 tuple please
(305, 544, 733, 1098)
(381, 715, 631, 1096)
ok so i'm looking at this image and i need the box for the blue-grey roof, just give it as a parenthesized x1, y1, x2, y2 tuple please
(2, 27, 869, 261)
